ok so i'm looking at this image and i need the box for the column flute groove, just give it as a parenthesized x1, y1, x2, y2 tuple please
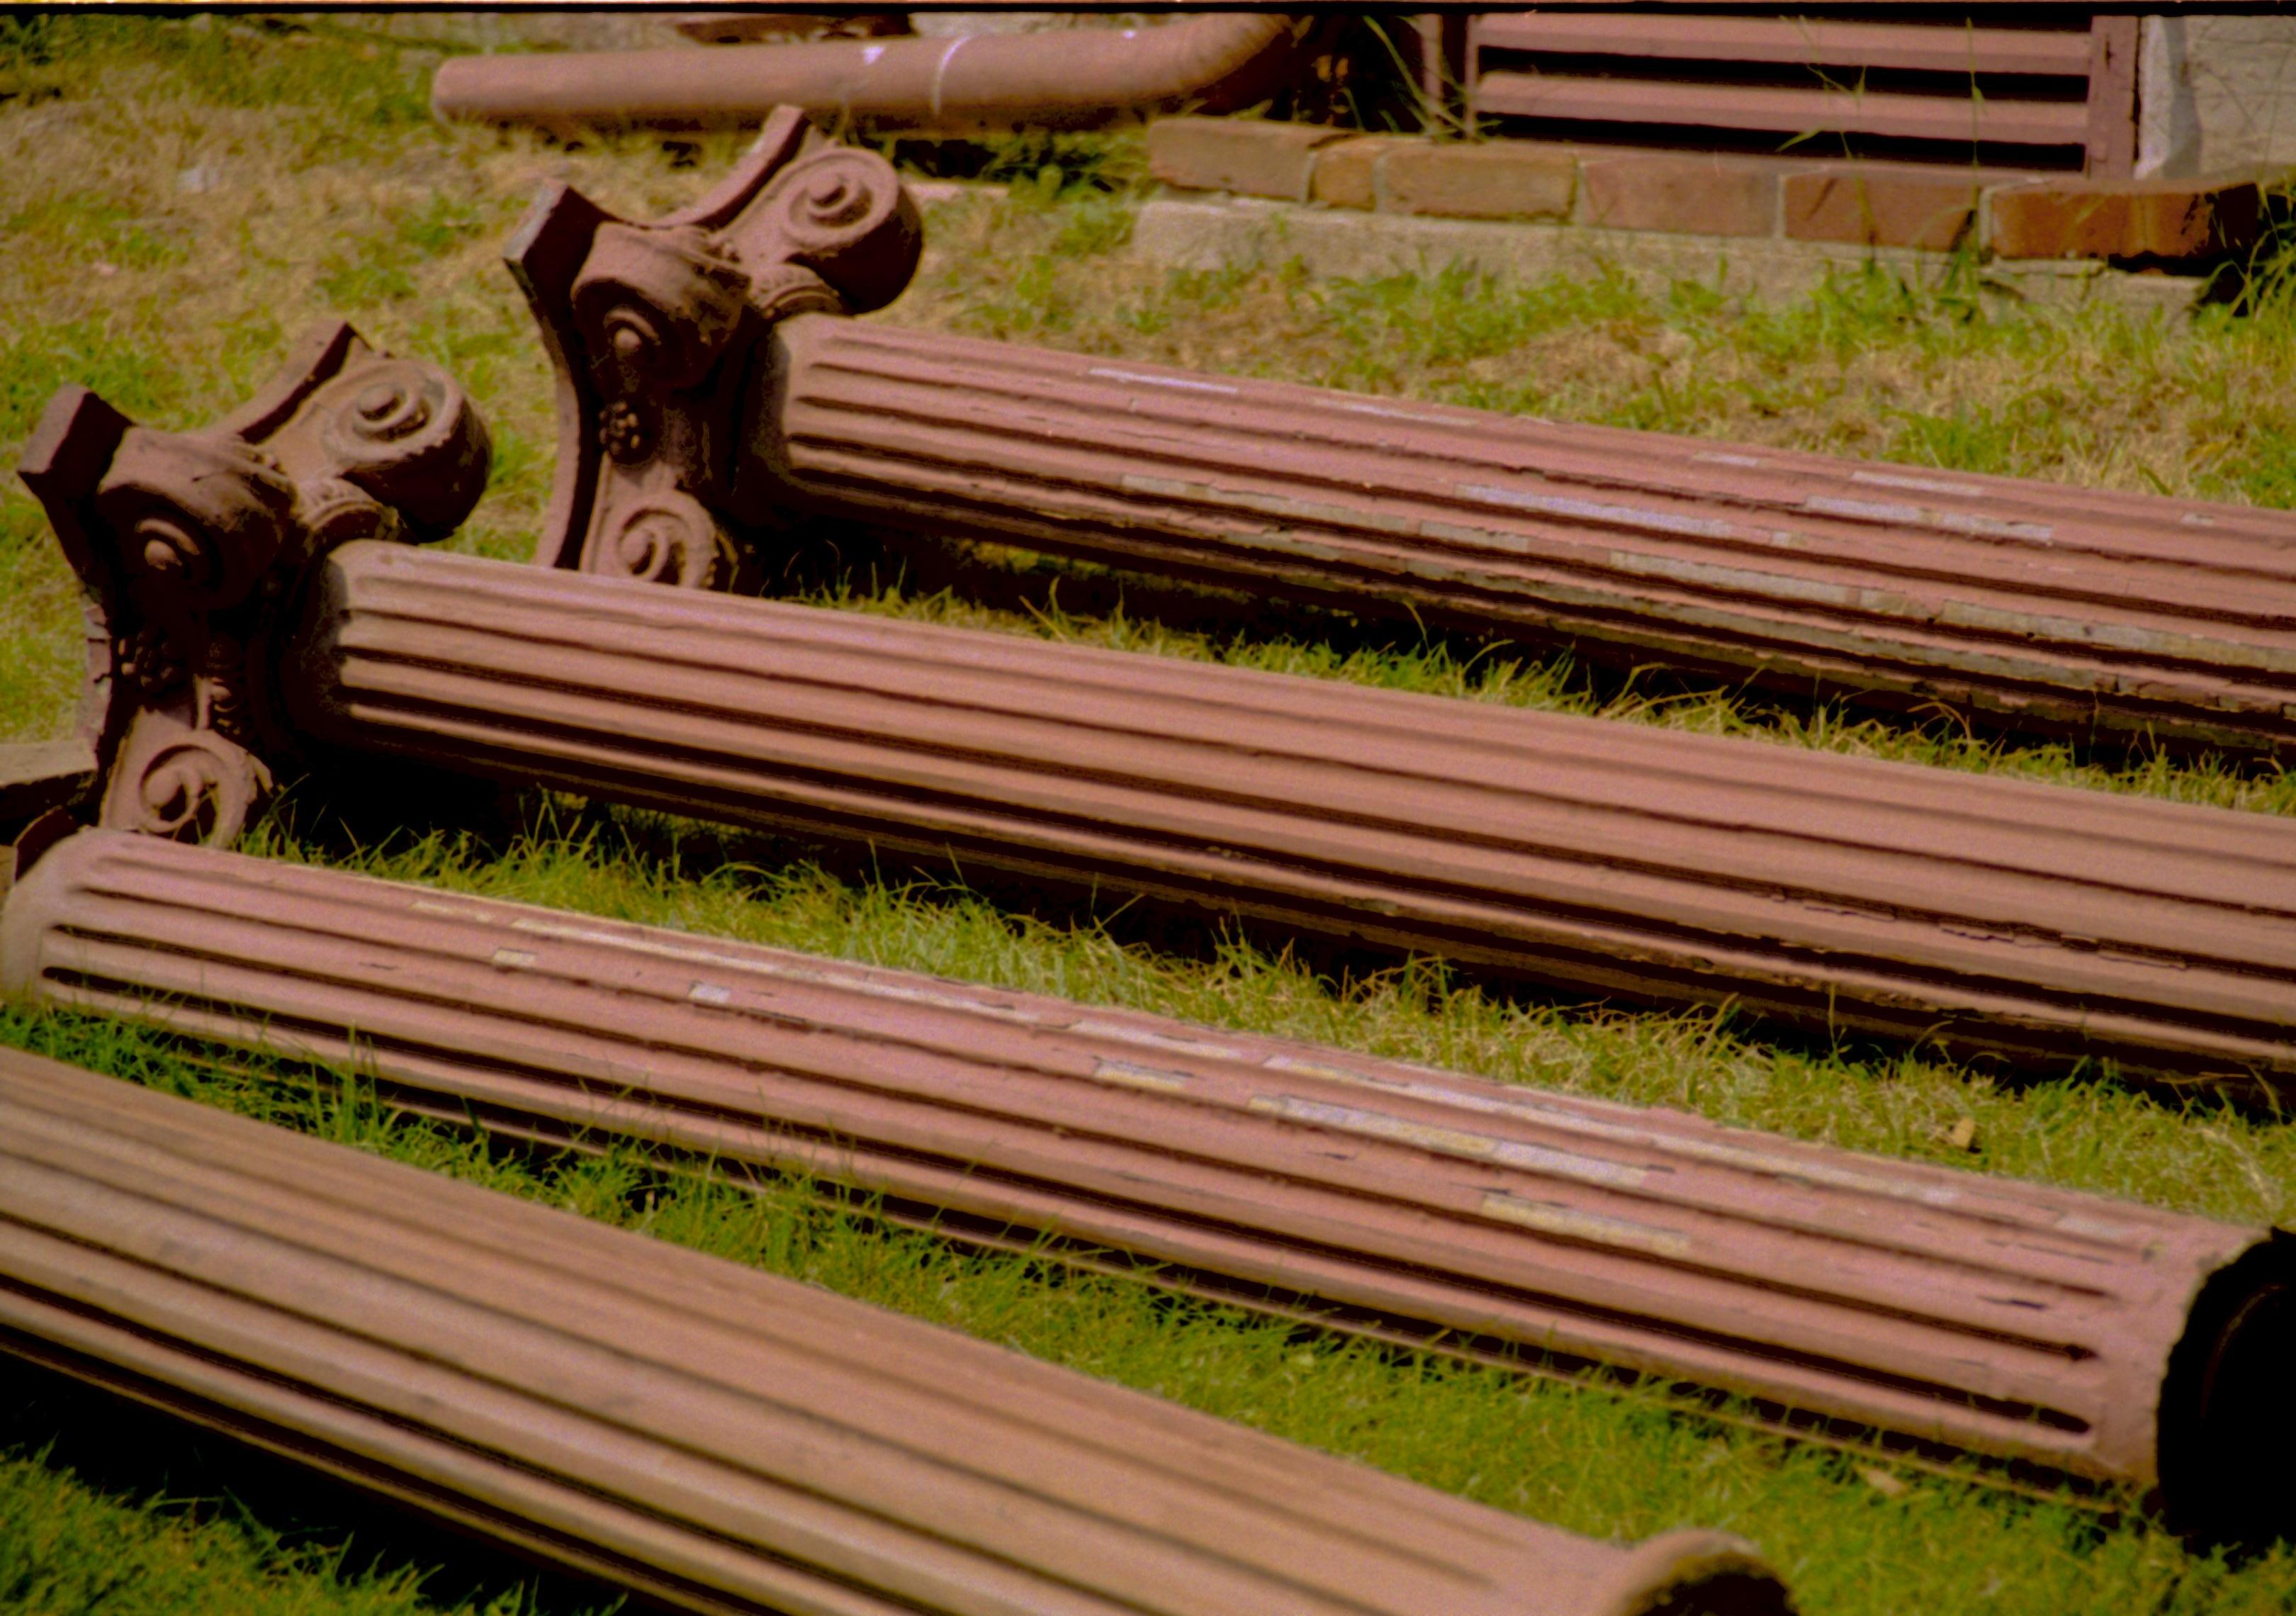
(0, 1043, 1790, 1616)
(7, 830, 2289, 1532)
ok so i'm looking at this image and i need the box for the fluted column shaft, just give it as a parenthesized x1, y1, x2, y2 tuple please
(748, 315, 2296, 754)
(287, 542, 2296, 1096)
(0, 1042, 1784, 1616)
(7, 829, 2282, 1510)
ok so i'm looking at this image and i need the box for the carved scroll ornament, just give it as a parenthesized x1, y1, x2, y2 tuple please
(12, 322, 490, 851)
(513, 123, 2296, 761)
(510, 106, 920, 590)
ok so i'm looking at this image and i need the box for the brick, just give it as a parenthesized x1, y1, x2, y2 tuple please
(1784, 167, 1988, 252)
(1307, 135, 1423, 210)
(1146, 116, 1349, 203)
(1986, 178, 2263, 263)
(1578, 152, 1777, 237)
(1378, 142, 1575, 220)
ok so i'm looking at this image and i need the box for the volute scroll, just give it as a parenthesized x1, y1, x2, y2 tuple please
(9, 320, 490, 853)
(509, 106, 921, 589)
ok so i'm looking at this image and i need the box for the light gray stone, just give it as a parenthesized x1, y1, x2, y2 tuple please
(1131, 196, 2209, 318)
(2138, 14, 2296, 177)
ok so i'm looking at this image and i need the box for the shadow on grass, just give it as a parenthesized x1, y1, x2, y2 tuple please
(0, 1359, 628, 1616)
(767, 519, 2296, 799)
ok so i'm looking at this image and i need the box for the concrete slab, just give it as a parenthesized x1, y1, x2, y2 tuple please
(1132, 193, 2214, 316)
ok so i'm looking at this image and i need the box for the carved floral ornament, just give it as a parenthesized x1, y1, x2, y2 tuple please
(11, 322, 490, 851)
(510, 107, 922, 590)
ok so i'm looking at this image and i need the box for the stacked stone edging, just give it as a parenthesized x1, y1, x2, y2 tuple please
(1147, 116, 2270, 268)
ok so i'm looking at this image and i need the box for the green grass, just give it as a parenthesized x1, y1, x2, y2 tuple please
(6, 14, 2296, 1616)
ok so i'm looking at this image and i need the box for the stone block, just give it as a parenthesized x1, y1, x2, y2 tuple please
(1130, 196, 2208, 317)
(1308, 135, 1423, 210)
(1578, 152, 1778, 237)
(2160, 16, 2296, 176)
(1784, 167, 1988, 252)
(1147, 116, 1349, 203)
(1379, 141, 1576, 220)
(1986, 177, 2263, 262)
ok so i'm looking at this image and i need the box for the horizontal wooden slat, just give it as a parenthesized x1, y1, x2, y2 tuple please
(1472, 16, 2097, 78)
(1474, 72, 2092, 147)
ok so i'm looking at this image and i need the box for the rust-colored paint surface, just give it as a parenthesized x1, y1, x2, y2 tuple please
(515, 145, 2296, 755)
(508, 108, 922, 594)
(14, 352, 2296, 1098)
(760, 318, 2296, 757)
(269, 542, 2296, 1096)
(7, 829, 2290, 1526)
(0, 1040, 1791, 1616)
(432, 16, 1312, 133)
(12, 320, 490, 845)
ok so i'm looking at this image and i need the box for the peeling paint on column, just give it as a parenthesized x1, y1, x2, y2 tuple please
(0, 1044, 1794, 1616)
(1478, 1194, 1695, 1258)
(260, 541, 2296, 1098)
(8, 829, 2292, 1519)
(731, 316, 2296, 755)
